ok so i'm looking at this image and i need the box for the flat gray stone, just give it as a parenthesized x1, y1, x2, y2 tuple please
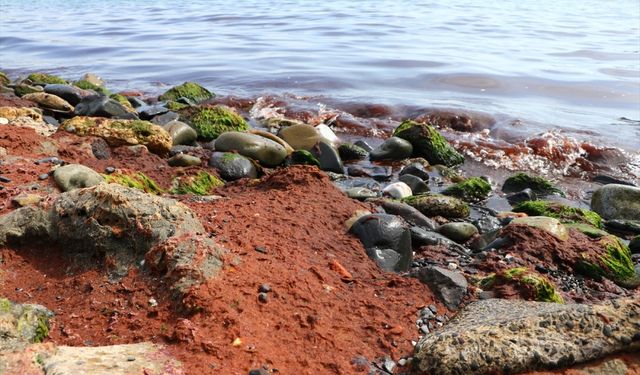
(53, 164, 104, 191)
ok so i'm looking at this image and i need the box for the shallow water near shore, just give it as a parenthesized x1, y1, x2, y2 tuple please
(1, 0, 639, 178)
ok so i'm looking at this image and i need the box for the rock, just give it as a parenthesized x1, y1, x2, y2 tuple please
(11, 193, 43, 208)
(502, 172, 563, 196)
(248, 129, 294, 154)
(398, 174, 430, 195)
(349, 214, 412, 272)
(438, 222, 478, 243)
(53, 164, 104, 191)
(162, 120, 198, 146)
(168, 153, 201, 167)
(14, 83, 44, 97)
(593, 174, 636, 187)
(0, 106, 42, 121)
(26, 72, 67, 85)
(215, 131, 287, 167)
(392, 120, 464, 167)
(59, 116, 172, 155)
(565, 223, 609, 238)
(414, 266, 467, 310)
(73, 79, 109, 95)
(604, 219, 640, 235)
(345, 187, 378, 200)
(41, 342, 183, 374)
(403, 194, 470, 219)
(347, 165, 391, 180)
(413, 298, 640, 375)
(74, 95, 132, 118)
(43, 84, 92, 106)
(278, 124, 323, 151)
(479, 267, 563, 303)
(209, 152, 258, 181)
(514, 201, 603, 228)
(159, 81, 213, 103)
(506, 188, 537, 205)
(152, 111, 180, 125)
(630, 236, 640, 254)
(311, 141, 344, 174)
(354, 140, 373, 152)
(289, 150, 320, 166)
(315, 124, 339, 146)
(399, 162, 430, 181)
(441, 177, 491, 202)
(137, 105, 168, 120)
(183, 105, 248, 141)
(509, 216, 569, 241)
(369, 137, 413, 161)
(591, 184, 640, 220)
(0, 298, 53, 351)
(81, 72, 104, 86)
(410, 227, 468, 255)
(0, 71, 10, 86)
(378, 200, 438, 231)
(338, 143, 368, 161)
(383, 182, 412, 199)
(21, 92, 74, 112)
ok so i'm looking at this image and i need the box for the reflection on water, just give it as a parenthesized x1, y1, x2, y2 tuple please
(0, 0, 639, 150)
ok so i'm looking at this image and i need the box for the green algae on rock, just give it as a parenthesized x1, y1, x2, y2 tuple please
(0, 72, 10, 86)
(171, 171, 224, 195)
(502, 172, 564, 196)
(184, 105, 249, 141)
(165, 100, 189, 111)
(104, 172, 164, 194)
(392, 120, 464, 167)
(159, 81, 213, 103)
(26, 72, 67, 85)
(73, 79, 110, 95)
(441, 176, 491, 202)
(480, 267, 564, 303)
(109, 93, 135, 112)
(565, 223, 609, 238)
(513, 200, 603, 228)
(289, 150, 320, 167)
(403, 193, 470, 218)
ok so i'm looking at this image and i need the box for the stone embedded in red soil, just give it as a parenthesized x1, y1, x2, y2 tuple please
(0, 165, 445, 374)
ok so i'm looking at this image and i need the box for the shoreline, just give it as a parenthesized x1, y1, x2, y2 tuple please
(0, 72, 639, 374)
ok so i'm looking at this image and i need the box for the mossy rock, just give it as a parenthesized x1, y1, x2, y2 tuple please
(0, 298, 53, 349)
(183, 105, 249, 141)
(109, 94, 135, 112)
(74, 79, 110, 95)
(104, 172, 163, 194)
(165, 101, 189, 111)
(159, 82, 213, 103)
(392, 120, 464, 167)
(442, 177, 491, 202)
(27, 72, 67, 85)
(576, 236, 638, 288)
(513, 200, 602, 228)
(338, 143, 368, 161)
(0, 71, 10, 86)
(565, 223, 609, 238)
(502, 172, 564, 196)
(289, 150, 320, 166)
(171, 172, 224, 195)
(403, 193, 470, 218)
(14, 83, 43, 97)
(480, 268, 563, 303)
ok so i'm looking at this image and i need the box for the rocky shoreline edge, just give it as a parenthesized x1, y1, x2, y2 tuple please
(0, 72, 638, 374)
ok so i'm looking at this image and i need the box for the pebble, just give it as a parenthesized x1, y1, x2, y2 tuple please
(382, 182, 412, 199)
(420, 325, 430, 334)
(38, 173, 49, 180)
(258, 284, 271, 293)
(126, 356, 136, 362)
(254, 246, 268, 254)
(257, 293, 268, 303)
(0, 176, 11, 183)
(148, 298, 158, 307)
(105, 166, 116, 174)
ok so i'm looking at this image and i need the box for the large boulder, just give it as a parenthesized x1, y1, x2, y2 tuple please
(392, 120, 464, 167)
(413, 298, 640, 375)
(58, 116, 172, 155)
(591, 184, 640, 220)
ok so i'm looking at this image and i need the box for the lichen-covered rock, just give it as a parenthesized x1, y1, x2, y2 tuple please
(214, 131, 287, 167)
(13, 83, 43, 97)
(53, 164, 104, 191)
(479, 267, 564, 303)
(513, 200, 603, 228)
(502, 172, 564, 196)
(441, 176, 491, 202)
(413, 298, 640, 375)
(59, 116, 172, 155)
(159, 81, 213, 103)
(26, 72, 67, 85)
(591, 184, 640, 220)
(182, 105, 248, 141)
(392, 120, 464, 166)
(289, 149, 320, 167)
(579, 236, 638, 289)
(73, 79, 110, 95)
(402, 194, 470, 218)
(0, 298, 53, 351)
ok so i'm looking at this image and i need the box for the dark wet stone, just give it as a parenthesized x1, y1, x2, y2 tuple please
(151, 111, 180, 126)
(593, 174, 636, 187)
(257, 293, 268, 303)
(74, 95, 133, 118)
(138, 105, 169, 120)
(209, 152, 258, 181)
(258, 284, 271, 293)
(629, 236, 640, 254)
(91, 138, 111, 160)
(414, 266, 467, 310)
(338, 143, 368, 161)
(354, 140, 373, 152)
(438, 222, 478, 244)
(506, 188, 536, 205)
(347, 165, 392, 181)
(378, 200, 438, 231)
(472, 215, 502, 234)
(168, 154, 201, 167)
(332, 176, 381, 192)
(349, 213, 412, 272)
(127, 97, 146, 108)
(409, 226, 469, 255)
(43, 115, 59, 127)
(44, 84, 91, 106)
(311, 141, 344, 174)
(399, 174, 430, 195)
(0, 176, 12, 183)
(369, 137, 413, 161)
(604, 219, 640, 235)
(400, 162, 430, 181)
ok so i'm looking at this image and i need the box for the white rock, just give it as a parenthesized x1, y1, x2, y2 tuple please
(383, 182, 413, 199)
(0, 117, 8, 125)
(315, 124, 339, 146)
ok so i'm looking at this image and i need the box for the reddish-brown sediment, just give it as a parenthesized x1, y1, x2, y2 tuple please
(1, 165, 444, 374)
(0, 93, 37, 107)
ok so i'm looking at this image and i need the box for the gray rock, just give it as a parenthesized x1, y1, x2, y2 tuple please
(168, 153, 201, 167)
(604, 219, 640, 235)
(345, 187, 378, 200)
(0, 298, 53, 351)
(413, 298, 640, 375)
(137, 105, 169, 120)
(409, 227, 469, 255)
(347, 165, 392, 181)
(349, 213, 412, 272)
(44, 84, 92, 106)
(399, 174, 430, 195)
(338, 143, 368, 161)
(506, 188, 536, 205)
(591, 184, 640, 220)
(438, 222, 478, 243)
(378, 199, 438, 231)
(311, 141, 344, 174)
(415, 266, 467, 310)
(354, 140, 373, 152)
(399, 162, 430, 181)
(151, 111, 180, 125)
(369, 137, 413, 161)
(53, 164, 104, 191)
(214, 131, 287, 167)
(472, 215, 502, 234)
(74, 95, 133, 118)
(209, 152, 258, 181)
(162, 120, 198, 146)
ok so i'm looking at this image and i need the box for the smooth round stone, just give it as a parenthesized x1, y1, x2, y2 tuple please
(138, 105, 169, 120)
(214, 131, 287, 167)
(53, 164, 104, 192)
(345, 187, 378, 200)
(591, 184, 640, 220)
(278, 124, 322, 151)
(311, 141, 344, 174)
(38, 173, 49, 180)
(151, 111, 180, 126)
(383, 182, 412, 199)
(399, 162, 430, 181)
(370, 137, 413, 161)
(399, 174, 430, 195)
(22, 92, 74, 112)
(44, 84, 92, 106)
(74, 95, 132, 118)
(438, 222, 479, 243)
(163, 120, 197, 146)
(209, 152, 258, 181)
(168, 154, 201, 167)
(0, 117, 8, 125)
(315, 124, 339, 146)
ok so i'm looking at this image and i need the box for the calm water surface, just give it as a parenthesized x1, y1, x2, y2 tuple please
(1, 0, 639, 151)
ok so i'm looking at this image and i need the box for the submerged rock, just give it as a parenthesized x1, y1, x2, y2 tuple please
(591, 184, 640, 220)
(413, 298, 640, 375)
(349, 213, 412, 272)
(392, 120, 464, 167)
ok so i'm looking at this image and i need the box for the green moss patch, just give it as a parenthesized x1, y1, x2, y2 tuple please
(109, 94, 134, 112)
(513, 200, 602, 228)
(442, 177, 491, 202)
(74, 79, 110, 95)
(104, 172, 163, 194)
(392, 120, 464, 167)
(480, 267, 563, 303)
(185, 105, 249, 141)
(27, 72, 67, 85)
(599, 236, 637, 287)
(166, 101, 189, 111)
(290, 150, 320, 166)
(171, 172, 224, 195)
(502, 172, 564, 196)
(0, 71, 10, 86)
(159, 81, 214, 103)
